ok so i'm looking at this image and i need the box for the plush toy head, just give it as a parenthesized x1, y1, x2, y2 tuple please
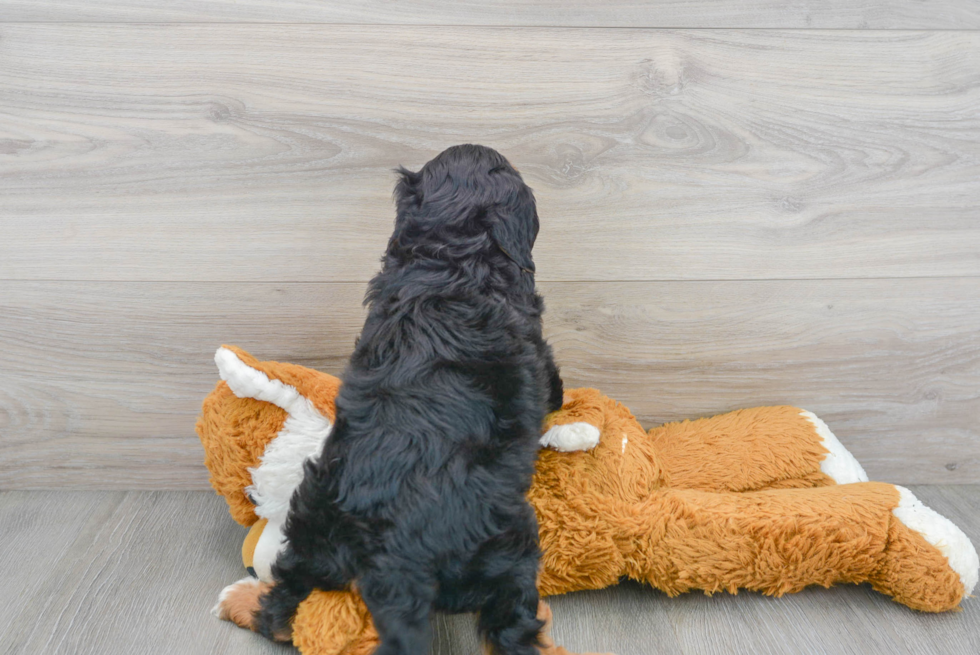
(201, 346, 978, 655)
(198, 345, 343, 580)
(199, 346, 383, 654)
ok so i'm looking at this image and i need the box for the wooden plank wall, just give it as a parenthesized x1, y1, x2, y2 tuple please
(1, 4, 978, 489)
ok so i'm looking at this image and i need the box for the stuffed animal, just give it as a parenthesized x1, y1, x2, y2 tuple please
(200, 345, 978, 655)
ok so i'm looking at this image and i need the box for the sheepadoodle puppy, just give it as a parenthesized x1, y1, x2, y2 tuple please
(255, 145, 567, 654)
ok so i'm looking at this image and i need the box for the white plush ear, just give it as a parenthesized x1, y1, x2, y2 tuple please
(214, 347, 333, 524)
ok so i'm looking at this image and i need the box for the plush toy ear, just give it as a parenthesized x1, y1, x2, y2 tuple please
(214, 345, 341, 422)
(198, 346, 344, 527)
(213, 346, 339, 527)
(198, 379, 286, 526)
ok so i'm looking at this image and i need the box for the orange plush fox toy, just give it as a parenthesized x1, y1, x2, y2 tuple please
(200, 346, 978, 655)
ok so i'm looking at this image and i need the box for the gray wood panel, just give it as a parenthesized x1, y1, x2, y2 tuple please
(2, 278, 977, 489)
(1, 488, 978, 654)
(2, 1, 978, 29)
(2, 26, 979, 282)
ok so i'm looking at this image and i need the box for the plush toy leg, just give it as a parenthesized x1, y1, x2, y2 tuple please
(212, 577, 291, 642)
(212, 577, 267, 630)
(622, 482, 976, 612)
(291, 589, 381, 655)
(870, 486, 979, 611)
(648, 406, 868, 492)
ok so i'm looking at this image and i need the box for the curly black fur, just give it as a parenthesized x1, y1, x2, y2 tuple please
(255, 145, 564, 655)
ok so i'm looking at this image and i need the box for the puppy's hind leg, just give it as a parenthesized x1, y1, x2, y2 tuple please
(485, 592, 615, 655)
(477, 550, 550, 655)
(357, 566, 436, 655)
(253, 544, 343, 643)
(254, 574, 313, 643)
(477, 525, 605, 655)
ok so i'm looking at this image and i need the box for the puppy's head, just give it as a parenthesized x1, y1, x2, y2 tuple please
(391, 144, 539, 274)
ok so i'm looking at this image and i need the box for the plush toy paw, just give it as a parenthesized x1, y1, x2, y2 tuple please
(212, 577, 268, 632)
(539, 422, 601, 452)
(863, 485, 980, 612)
(213, 577, 294, 642)
(893, 486, 979, 597)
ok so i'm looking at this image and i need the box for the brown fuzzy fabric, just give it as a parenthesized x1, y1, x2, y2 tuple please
(291, 590, 380, 655)
(649, 405, 836, 492)
(200, 348, 968, 655)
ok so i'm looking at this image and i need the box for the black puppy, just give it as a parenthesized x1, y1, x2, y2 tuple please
(255, 145, 565, 654)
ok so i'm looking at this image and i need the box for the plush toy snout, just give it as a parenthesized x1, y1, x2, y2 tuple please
(241, 518, 266, 579)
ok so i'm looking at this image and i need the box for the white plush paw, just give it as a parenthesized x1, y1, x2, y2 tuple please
(539, 422, 601, 452)
(893, 486, 979, 597)
(211, 576, 261, 619)
(800, 410, 869, 484)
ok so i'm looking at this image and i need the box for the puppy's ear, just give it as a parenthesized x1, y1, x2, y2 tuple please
(393, 166, 422, 211)
(488, 187, 539, 273)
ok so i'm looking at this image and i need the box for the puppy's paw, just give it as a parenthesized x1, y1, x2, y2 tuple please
(212, 577, 269, 631)
(539, 422, 601, 452)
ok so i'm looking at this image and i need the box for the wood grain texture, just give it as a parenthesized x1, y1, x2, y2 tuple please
(2, 278, 977, 489)
(2, 26, 979, 282)
(0, 491, 295, 655)
(1, 0, 978, 29)
(1, 488, 978, 654)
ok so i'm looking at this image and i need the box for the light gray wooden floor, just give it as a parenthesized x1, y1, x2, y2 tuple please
(2, 486, 978, 655)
